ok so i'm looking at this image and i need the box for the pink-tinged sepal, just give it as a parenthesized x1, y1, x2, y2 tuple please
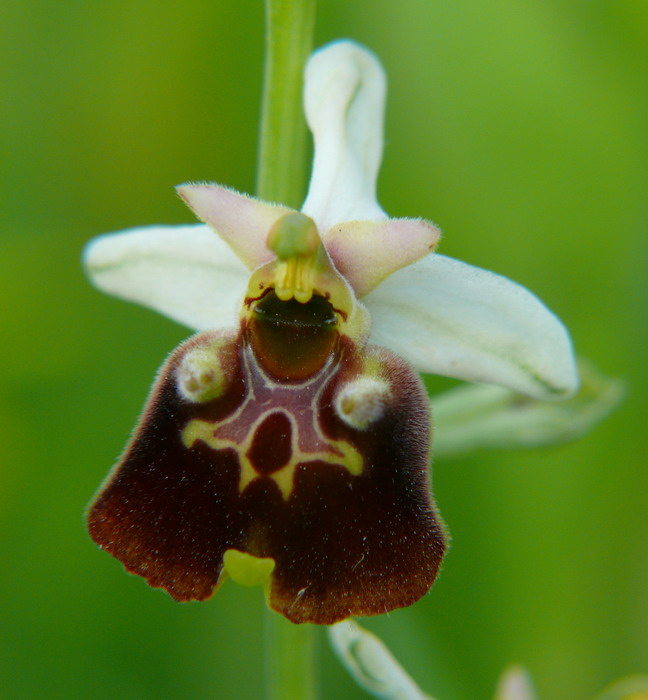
(176, 183, 294, 269)
(323, 218, 441, 297)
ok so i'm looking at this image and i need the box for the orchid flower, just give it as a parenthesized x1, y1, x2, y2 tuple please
(84, 41, 578, 625)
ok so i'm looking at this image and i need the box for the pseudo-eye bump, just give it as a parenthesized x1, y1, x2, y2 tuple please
(176, 342, 227, 403)
(335, 377, 391, 429)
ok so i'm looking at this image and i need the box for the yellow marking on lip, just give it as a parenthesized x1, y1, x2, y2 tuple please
(182, 413, 363, 500)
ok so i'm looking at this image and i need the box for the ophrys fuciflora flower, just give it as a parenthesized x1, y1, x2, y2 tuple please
(85, 41, 577, 624)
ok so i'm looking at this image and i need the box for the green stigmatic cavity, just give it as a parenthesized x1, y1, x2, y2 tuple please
(87, 217, 447, 625)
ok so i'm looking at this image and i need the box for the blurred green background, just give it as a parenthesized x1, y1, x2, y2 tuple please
(1, 1, 646, 698)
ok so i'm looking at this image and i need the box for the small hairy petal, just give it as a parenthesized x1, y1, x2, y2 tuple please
(176, 183, 294, 269)
(323, 218, 440, 297)
(83, 224, 248, 331)
(365, 254, 579, 399)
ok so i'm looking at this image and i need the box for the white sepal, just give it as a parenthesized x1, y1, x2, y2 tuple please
(365, 254, 579, 399)
(83, 224, 248, 331)
(302, 40, 387, 233)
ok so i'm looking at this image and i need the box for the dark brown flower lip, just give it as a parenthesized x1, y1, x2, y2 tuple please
(87, 322, 446, 624)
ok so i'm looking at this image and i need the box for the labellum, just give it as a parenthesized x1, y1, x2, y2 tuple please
(87, 212, 447, 625)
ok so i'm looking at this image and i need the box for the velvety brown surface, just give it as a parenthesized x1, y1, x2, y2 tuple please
(265, 345, 446, 624)
(87, 330, 248, 601)
(87, 325, 446, 623)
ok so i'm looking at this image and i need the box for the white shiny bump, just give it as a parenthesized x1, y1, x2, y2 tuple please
(176, 345, 225, 403)
(335, 377, 391, 430)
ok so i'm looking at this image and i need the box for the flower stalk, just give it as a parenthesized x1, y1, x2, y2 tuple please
(265, 612, 317, 700)
(258, 1, 318, 698)
(257, 0, 317, 208)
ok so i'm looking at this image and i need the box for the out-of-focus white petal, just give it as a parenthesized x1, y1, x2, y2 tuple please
(177, 183, 293, 269)
(323, 217, 440, 297)
(329, 621, 435, 700)
(494, 666, 537, 700)
(84, 224, 248, 331)
(431, 361, 624, 458)
(301, 40, 387, 232)
(365, 254, 579, 399)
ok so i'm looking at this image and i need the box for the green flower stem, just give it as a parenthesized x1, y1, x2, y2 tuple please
(256, 0, 317, 208)
(265, 612, 317, 700)
(257, 1, 318, 699)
